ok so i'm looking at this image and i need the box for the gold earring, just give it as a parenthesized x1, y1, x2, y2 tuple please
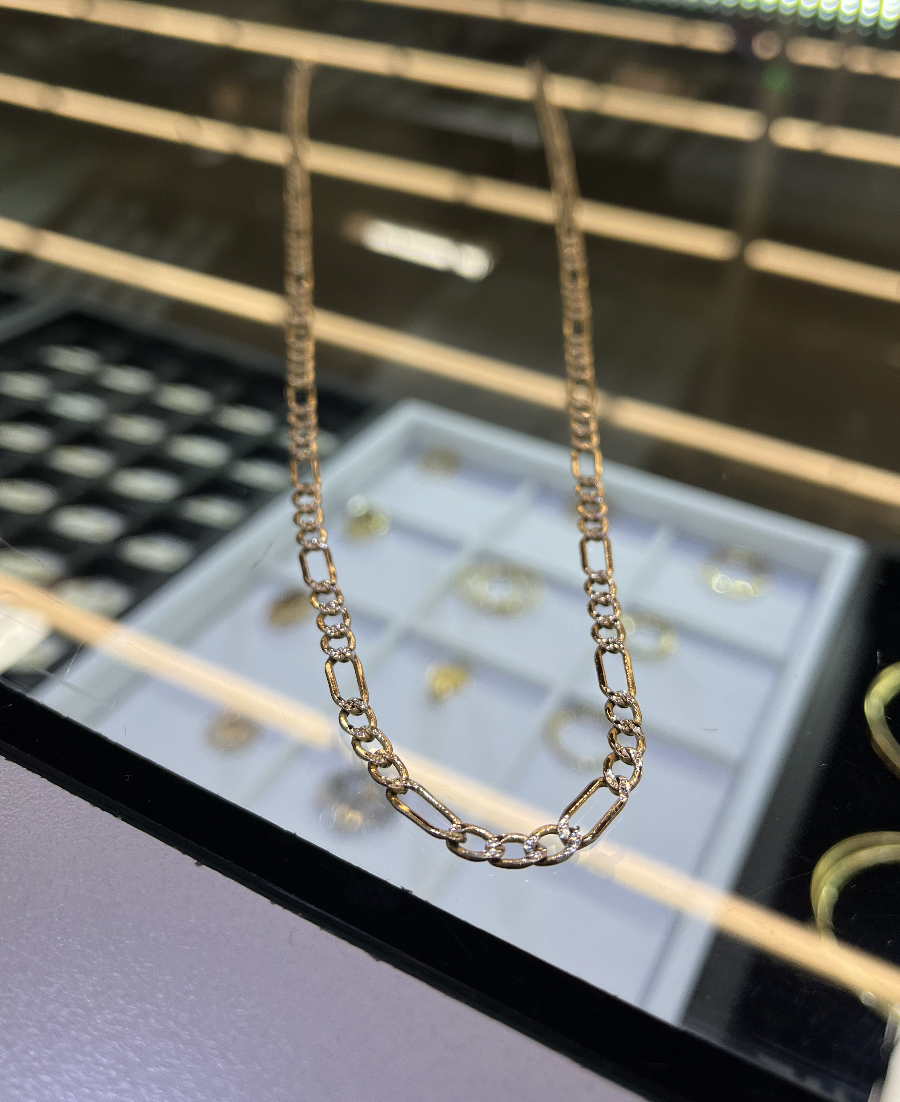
(621, 612, 678, 661)
(425, 662, 471, 703)
(318, 769, 395, 833)
(206, 711, 261, 752)
(268, 587, 313, 627)
(344, 495, 390, 541)
(454, 560, 544, 617)
(418, 448, 461, 476)
(702, 547, 769, 600)
(542, 705, 608, 773)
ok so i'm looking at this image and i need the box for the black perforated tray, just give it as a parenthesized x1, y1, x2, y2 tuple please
(0, 300, 375, 688)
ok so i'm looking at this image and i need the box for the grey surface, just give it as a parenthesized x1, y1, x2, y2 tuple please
(0, 756, 639, 1102)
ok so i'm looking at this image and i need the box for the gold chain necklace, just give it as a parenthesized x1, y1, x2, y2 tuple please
(283, 61, 644, 869)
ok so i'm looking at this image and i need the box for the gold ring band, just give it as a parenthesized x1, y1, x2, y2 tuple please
(318, 768, 396, 833)
(865, 661, 900, 780)
(621, 611, 678, 661)
(810, 832, 900, 1016)
(701, 546, 770, 600)
(425, 662, 471, 703)
(543, 705, 608, 773)
(344, 496, 391, 542)
(206, 711, 261, 752)
(453, 560, 545, 617)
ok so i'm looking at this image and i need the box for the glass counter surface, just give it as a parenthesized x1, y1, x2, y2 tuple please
(0, 2, 898, 1098)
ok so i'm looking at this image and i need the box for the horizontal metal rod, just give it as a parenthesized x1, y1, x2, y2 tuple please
(746, 239, 900, 303)
(349, 0, 735, 53)
(0, 72, 739, 261)
(11, 1, 900, 156)
(769, 116, 900, 169)
(0, 0, 765, 140)
(10, 71, 900, 276)
(0, 214, 898, 511)
(788, 35, 900, 80)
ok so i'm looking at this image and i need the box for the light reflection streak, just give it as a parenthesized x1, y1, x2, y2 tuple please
(5, 72, 900, 251)
(351, 0, 736, 53)
(348, 216, 494, 280)
(0, 0, 764, 141)
(0, 215, 898, 510)
(0, 71, 740, 262)
(1, 567, 899, 1010)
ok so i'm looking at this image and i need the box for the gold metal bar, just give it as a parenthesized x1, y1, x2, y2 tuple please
(350, 0, 734, 53)
(789, 36, 900, 80)
(0, 0, 765, 140)
(0, 215, 287, 324)
(0, 573, 332, 747)
(421, 759, 900, 1007)
(603, 391, 900, 507)
(746, 239, 900, 304)
(0, 71, 740, 261)
(0, 214, 897, 508)
(2, 568, 900, 1009)
(771, 116, 900, 169)
(2, 70, 899, 226)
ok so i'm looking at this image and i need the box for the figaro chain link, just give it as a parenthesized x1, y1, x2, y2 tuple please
(283, 61, 644, 869)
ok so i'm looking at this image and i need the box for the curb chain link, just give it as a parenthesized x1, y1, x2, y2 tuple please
(283, 62, 644, 869)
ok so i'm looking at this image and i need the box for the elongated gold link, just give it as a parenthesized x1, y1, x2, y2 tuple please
(283, 61, 643, 869)
(532, 65, 644, 844)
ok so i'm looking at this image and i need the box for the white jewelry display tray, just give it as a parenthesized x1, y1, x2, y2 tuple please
(38, 400, 865, 1024)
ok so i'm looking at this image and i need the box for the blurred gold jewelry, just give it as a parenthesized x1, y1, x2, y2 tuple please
(268, 587, 313, 627)
(344, 495, 390, 541)
(425, 662, 471, 703)
(543, 705, 608, 773)
(621, 612, 678, 661)
(206, 711, 261, 752)
(811, 831, 900, 1016)
(702, 546, 769, 600)
(865, 661, 900, 780)
(454, 560, 544, 617)
(319, 769, 394, 833)
(419, 447, 460, 476)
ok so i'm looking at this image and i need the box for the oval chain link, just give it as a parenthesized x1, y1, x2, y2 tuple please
(282, 61, 644, 868)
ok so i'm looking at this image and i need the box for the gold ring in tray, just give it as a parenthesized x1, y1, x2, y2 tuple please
(701, 547, 769, 600)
